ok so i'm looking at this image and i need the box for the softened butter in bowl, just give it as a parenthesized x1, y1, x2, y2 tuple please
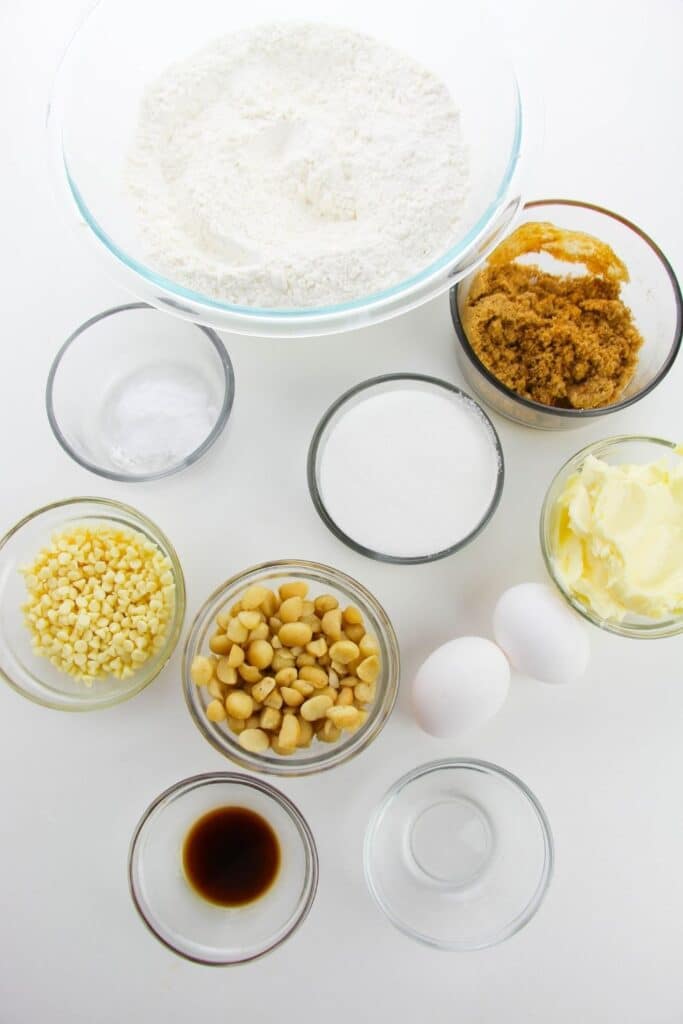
(541, 437, 683, 637)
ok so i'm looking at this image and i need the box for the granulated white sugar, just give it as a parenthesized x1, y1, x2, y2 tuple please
(317, 385, 501, 559)
(126, 21, 469, 309)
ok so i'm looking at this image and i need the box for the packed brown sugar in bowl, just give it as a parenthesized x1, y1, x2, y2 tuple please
(461, 221, 644, 409)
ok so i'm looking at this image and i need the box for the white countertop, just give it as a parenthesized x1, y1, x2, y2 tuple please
(2, 1, 682, 1020)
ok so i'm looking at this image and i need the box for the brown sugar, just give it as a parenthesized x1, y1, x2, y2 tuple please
(461, 222, 644, 410)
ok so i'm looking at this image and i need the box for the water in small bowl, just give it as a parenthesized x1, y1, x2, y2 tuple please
(364, 759, 553, 950)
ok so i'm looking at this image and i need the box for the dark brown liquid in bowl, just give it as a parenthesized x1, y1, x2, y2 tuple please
(182, 806, 280, 907)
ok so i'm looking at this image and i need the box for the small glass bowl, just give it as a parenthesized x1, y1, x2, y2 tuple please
(0, 497, 186, 710)
(46, 303, 235, 481)
(364, 759, 553, 951)
(541, 435, 683, 638)
(307, 374, 504, 564)
(128, 773, 319, 964)
(183, 560, 400, 776)
(450, 199, 683, 429)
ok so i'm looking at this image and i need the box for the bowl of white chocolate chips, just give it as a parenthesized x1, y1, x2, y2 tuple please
(0, 497, 185, 710)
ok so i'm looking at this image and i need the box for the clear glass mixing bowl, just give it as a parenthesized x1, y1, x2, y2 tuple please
(47, 0, 523, 337)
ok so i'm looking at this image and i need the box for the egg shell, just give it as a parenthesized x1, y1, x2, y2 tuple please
(493, 582, 590, 685)
(412, 636, 510, 738)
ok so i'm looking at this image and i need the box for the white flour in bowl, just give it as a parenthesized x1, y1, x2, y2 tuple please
(126, 21, 469, 309)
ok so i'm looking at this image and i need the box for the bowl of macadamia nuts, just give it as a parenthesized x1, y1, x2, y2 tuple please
(183, 561, 400, 776)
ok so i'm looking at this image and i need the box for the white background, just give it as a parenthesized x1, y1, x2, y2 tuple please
(2, 1, 682, 1021)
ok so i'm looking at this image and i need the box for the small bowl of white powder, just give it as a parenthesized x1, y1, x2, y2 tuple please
(46, 303, 235, 481)
(307, 375, 504, 564)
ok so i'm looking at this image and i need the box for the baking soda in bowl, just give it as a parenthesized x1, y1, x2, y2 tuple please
(309, 376, 503, 562)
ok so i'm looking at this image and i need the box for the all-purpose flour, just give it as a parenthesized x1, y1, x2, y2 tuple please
(126, 22, 469, 309)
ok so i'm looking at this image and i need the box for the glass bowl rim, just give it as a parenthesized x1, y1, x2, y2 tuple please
(182, 559, 400, 776)
(0, 495, 187, 710)
(450, 197, 683, 419)
(48, 12, 523, 325)
(363, 757, 554, 951)
(127, 771, 319, 965)
(45, 301, 235, 483)
(307, 373, 505, 564)
(540, 434, 683, 638)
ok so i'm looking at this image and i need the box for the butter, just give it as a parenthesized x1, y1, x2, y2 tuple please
(550, 453, 683, 621)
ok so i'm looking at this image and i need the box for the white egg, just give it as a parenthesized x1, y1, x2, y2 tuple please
(493, 582, 590, 685)
(412, 636, 510, 738)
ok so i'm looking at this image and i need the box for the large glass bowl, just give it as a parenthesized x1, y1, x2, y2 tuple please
(451, 199, 683, 429)
(0, 498, 186, 710)
(540, 436, 683, 638)
(183, 560, 400, 775)
(47, 0, 523, 337)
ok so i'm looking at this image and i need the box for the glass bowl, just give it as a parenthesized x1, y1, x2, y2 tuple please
(46, 303, 234, 482)
(307, 375, 504, 564)
(0, 498, 186, 710)
(47, 0, 523, 337)
(128, 773, 318, 964)
(183, 560, 400, 775)
(364, 759, 553, 951)
(541, 436, 683, 638)
(450, 199, 682, 429)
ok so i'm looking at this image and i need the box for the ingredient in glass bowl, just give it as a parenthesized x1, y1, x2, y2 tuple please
(101, 364, 221, 475)
(315, 382, 501, 559)
(21, 524, 175, 683)
(461, 222, 644, 409)
(182, 806, 280, 907)
(191, 581, 379, 756)
(126, 21, 469, 309)
(549, 454, 683, 621)
(412, 636, 510, 738)
(493, 582, 589, 685)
